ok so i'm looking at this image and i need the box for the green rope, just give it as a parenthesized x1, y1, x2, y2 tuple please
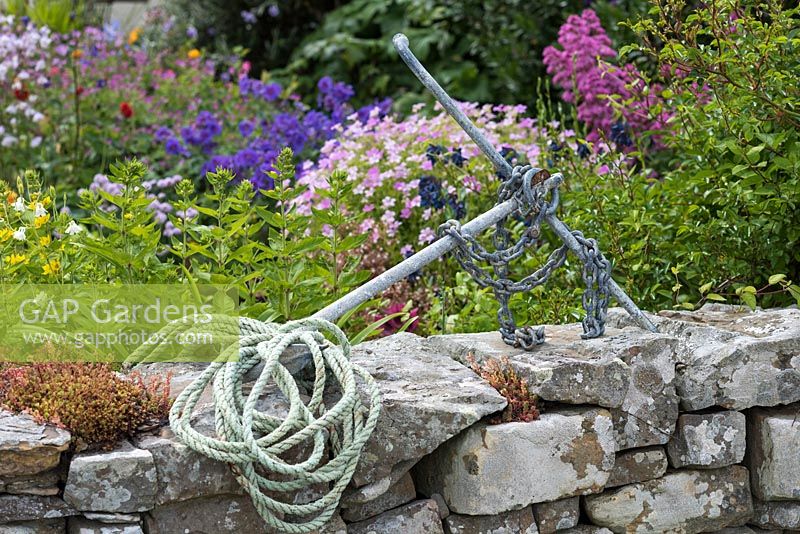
(135, 317, 382, 533)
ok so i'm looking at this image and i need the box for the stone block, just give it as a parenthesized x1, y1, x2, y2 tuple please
(0, 469, 61, 496)
(144, 494, 267, 533)
(605, 447, 667, 488)
(609, 305, 800, 411)
(348, 500, 444, 534)
(559, 528, 613, 534)
(414, 407, 616, 515)
(532, 497, 579, 533)
(584, 466, 753, 533)
(0, 411, 70, 477)
(429, 326, 679, 450)
(67, 517, 143, 533)
(747, 405, 800, 500)
(0, 519, 65, 533)
(349, 333, 507, 487)
(667, 411, 746, 468)
(133, 433, 242, 505)
(751, 500, 800, 529)
(0, 495, 77, 523)
(443, 507, 538, 533)
(341, 472, 416, 522)
(63, 441, 157, 513)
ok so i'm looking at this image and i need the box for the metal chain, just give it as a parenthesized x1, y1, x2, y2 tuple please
(439, 165, 613, 349)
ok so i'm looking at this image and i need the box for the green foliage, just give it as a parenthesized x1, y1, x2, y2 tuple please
(160, 0, 345, 74)
(0, 0, 104, 32)
(467, 355, 540, 424)
(78, 160, 174, 283)
(282, 0, 649, 108)
(621, 0, 800, 309)
(0, 362, 171, 448)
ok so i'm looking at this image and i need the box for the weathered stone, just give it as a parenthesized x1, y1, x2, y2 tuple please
(532, 497, 579, 534)
(67, 517, 143, 534)
(429, 326, 679, 450)
(584, 466, 753, 533)
(348, 500, 444, 534)
(444, 507, 539, 533)
(133, 433, 242, 504)
(0, 469, 61, 496)
(350, 333, 507, 487)
(0, 519, 65, 533)
(747, 405, 800, 500)
(144, 494, 267, 533)
(666, 411, 746, 468)
(605, 447, 667, 488)
(83, 513, 140, 524)
(414, 408, 616, 515)
(0, 411, 71, 477)
(716, 528, 777, 534)
(609, 305, 800, 411)
(63, 441, 157, 513)
(559, 527, 613, 534)
(751, 500, 800, 529)
(0, 495, 77, 523)
(717, 528, 779, 534)
(341, 472, 416, 522)
(431, 494, 450, 520)
(310, 513, 347, 534)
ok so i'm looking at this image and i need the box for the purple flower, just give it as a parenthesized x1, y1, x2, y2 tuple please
(268, 4, 280, 17)
(238, 119, 255, 138)
(260, 82, 281, 101)
(165, 136, 190, 157)
(186, 26, 198, 39)
(241, 10, 257, 24)
(154, 126, 172, 142)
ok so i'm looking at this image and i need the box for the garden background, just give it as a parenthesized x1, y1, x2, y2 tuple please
(0, 0, 798, 446)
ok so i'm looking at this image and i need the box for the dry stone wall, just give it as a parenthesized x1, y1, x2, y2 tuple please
(0, 304, 798, 533)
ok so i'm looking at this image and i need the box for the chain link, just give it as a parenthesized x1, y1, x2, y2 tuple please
(439, 165, 613, 349)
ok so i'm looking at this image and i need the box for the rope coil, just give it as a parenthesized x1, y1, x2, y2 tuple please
(137, 317, 382, 533)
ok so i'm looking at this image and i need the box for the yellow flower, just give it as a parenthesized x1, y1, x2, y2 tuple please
(41, 196, 52, 207)
(39, 235, 51, 247)
(5, 253, 28, 266)
(128, 27, 141, 45)
(124, 212, 134, 221)
(71, 49, 83, 59)
(187, 49, 201, 59)
(6, 191, 17, 205)
(42, 259, 60, 276)
(34, 214, 50, 228)
(0, 228, 12, 242)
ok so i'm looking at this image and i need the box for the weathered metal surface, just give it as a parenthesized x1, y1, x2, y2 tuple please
(312, 34, 657, 345)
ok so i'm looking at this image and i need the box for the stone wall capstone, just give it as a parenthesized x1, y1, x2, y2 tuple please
(0, 304, 798, 533)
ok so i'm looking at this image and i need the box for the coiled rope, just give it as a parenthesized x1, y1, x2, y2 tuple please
(132, 317, 382, 533)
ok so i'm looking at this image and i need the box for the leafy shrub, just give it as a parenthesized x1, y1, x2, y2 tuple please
(0, 362, 171, 448)
(467, 354, 540, 424)
(281, 0, 650, 108)
(619, 0, 800, 308)
(157, 0, 345, 76)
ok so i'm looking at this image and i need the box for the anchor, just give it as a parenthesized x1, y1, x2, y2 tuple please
(312, 33, 657, 347)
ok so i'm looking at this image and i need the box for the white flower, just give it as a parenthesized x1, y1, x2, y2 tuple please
(12, 197, 25, 212)
(65, 220, 83, 235)
(1, 135, 17, 147)
(30, 136, 42, 148)
(12, 227, 26, 241)
(33, 203, 47, 217)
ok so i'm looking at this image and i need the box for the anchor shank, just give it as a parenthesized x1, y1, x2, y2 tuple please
(543, 212, 658, 333)
(393, 33, 514, 179)
(312, 198, 520, 323)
